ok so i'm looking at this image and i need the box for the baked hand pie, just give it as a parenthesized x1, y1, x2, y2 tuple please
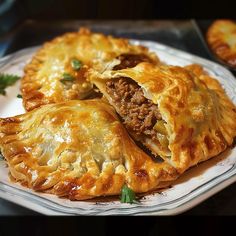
(89, 62, 236, 173)
(22, 28, 159, 111)
(0, 100, 178, 200)
(206, 19, 236, 68)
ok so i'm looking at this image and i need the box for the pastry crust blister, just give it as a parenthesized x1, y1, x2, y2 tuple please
(89, 62, 236, 173)
(22, 28, 159, 111)
(206, 20, 236, 68)
(0, 100, 178, 200)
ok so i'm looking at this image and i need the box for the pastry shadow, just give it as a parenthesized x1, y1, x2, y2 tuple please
(173, 148, 232, 186)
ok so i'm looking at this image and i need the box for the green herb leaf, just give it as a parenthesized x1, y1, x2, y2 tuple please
(17, 94, 22, 98)
(120, 185, 138, 204)
(60, 73, 75, 84)
(0, 73, 21, 96)
(71, 59, 82, 70)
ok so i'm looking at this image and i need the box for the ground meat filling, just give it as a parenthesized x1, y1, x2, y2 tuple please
(106, 77, 163, 140)
(113, 53, 154, 70)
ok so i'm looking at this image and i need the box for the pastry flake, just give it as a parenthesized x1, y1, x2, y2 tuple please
(206, 19, 236, 68)
(89, 62, 236, 173)
(22, 28, 159, 111)
(0, 100, 178, 200)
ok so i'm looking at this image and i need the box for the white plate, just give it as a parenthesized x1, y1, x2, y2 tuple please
(0, 40, 236, 215)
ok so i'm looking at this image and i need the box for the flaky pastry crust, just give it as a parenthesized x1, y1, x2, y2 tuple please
(0, 100, 178, 200)
(206, 20, 236, 68)
(89, 63, 236, 173)
(22, 28, 159, 111)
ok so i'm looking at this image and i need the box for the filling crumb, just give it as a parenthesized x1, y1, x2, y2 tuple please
(106, 77, 168, 150)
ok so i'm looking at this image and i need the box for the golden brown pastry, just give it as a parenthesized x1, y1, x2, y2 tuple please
(0, 100, 178, 200)
(206, 19, 236, 68)
(22, 28, 159, 111)
(89, 62, 236, 173)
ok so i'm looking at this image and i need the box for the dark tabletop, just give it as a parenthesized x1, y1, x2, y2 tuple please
(0, 20, 236, 216)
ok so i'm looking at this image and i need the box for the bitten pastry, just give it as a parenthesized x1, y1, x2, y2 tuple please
(206, 19, 236, 68)
(0, 100, 178, 200)
(89, 62, 236, 173)
(22, 28, 159, 111)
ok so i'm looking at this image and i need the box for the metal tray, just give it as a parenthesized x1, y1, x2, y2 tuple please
(194, 20, 236, 76)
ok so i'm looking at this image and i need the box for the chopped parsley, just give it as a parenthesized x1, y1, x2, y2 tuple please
(17, 94, 22, 98)
(0, 73, 21, 95)
(60, 73, 75, 84)
(120, 185, 138, 204)
(71, 59, 82, 70)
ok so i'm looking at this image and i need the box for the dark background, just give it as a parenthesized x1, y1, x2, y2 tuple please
(0, 0, 235, 233)
(9, 0, 236, 19)
(1, 0, 236, 35)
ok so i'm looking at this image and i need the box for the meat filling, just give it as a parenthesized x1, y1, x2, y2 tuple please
(106, 77, 166, 141)
(113, 53, 154, 70)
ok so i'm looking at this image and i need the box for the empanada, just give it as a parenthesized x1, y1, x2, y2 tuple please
(89, 62, 236, 173)
(206, 19, 236, 68)
(22, 28, 159, 111)
(0, 100, 178, 200)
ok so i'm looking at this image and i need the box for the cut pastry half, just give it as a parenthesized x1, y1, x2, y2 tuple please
(89, 62, 236, 173)
(0, 100, 178, 200)
(22, 28, 159, 111)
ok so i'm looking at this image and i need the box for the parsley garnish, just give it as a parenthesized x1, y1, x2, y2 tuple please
(71, 59, 82, 70)
(120, 185, 138, 204)
(0, 73, 21, 95)
(17, 94, 22, 98)
(60, 73, 75, 84)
